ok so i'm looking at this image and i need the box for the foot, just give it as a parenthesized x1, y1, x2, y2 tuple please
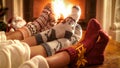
(80, 18, 102, 54)
(25, 3, 57, 36)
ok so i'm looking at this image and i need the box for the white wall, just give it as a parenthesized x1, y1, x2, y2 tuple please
(96, 0, 120, 42)
(13, 0, 23, 18)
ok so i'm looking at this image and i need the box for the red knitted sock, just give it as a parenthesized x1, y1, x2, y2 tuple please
(86, 30, 109, 66)
(81, 18, 101, 54)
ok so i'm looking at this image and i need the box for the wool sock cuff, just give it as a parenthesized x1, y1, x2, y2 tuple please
(18, 26, 31, 39)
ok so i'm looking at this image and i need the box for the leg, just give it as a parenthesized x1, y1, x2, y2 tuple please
(30, 38, 72, 58)
(46, 51, 70, 68)
(29, 24, 82, 57)
(19, 23, 109, 68)
(30, 45, 47, 58)
(19, 49, 71, 68)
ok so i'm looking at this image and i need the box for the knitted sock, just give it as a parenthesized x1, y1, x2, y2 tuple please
(35, 5, 81, 45)
(85, 30, 109, 66)
(18, 3, 56, 38)
(80, 18, 101, 54)
(19, 55, 49, 68)
(41, 38, 72, 56)
(70, 24, 82, 44)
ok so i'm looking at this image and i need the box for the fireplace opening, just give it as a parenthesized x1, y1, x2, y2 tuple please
(33, 0, 86, 20)
(23, 0, 96, 30)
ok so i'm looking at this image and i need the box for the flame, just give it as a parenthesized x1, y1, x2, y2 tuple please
(52, 0, 73, 20)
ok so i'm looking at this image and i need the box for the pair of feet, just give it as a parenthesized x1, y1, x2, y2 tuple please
(75, 19, 109, 67)
(26, 3, 80, 35)
(33, 3, 81, 44)
(57, 18, 109, 68)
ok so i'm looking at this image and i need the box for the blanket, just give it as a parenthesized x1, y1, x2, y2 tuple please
(0, 40, 30, 68)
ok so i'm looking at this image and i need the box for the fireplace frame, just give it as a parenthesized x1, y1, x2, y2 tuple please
(23, 0, 97, 30)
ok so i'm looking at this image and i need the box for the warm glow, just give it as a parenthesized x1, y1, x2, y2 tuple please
(52, 0, 73, 20)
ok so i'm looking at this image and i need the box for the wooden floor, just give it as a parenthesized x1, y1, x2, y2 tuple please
(86, 36, 120, 68)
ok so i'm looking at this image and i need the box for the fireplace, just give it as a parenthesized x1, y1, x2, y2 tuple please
(23, 0, 96, 30)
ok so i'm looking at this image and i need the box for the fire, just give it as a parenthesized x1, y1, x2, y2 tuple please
(52, 0, 73, 20)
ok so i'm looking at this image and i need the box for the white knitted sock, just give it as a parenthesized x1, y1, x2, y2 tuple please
(41, 38, 72, 56)
(70, 24, 82, 44)
(19, 55, 49, 68)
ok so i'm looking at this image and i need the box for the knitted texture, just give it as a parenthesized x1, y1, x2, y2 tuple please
(80, 18, 101, 54)
(18, 3, 56, 39)
(26, 3, 56, 36)
(85, 30, 109, 66)
(35, 5, 81, 45)
(40, 24, 82, 56)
